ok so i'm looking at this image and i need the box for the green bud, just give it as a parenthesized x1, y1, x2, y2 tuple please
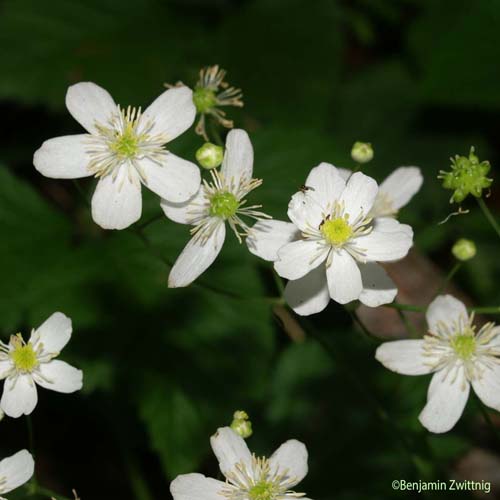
(193, 87, 217, 114)
(230, 410, 253, 439)
(452, 238, 477, 261)
(196, 142, 224, 170)
(439, 147, 492, 203)
(351, 141, 374, 164)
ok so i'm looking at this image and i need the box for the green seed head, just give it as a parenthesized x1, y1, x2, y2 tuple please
(230, 410, 253, 439)
(210, 192, 239, 219)
(10, 335, 38, 372)
(439, 147, 492, 203)
(193, 87, 218, 114)
(450, 333, 476, 360)
(452, 238, 477, 261)
(321, 217, 353, 245)
(351, 141, 374, 164)
(196, 143, 224, 170)
(249, 481, 276, 500)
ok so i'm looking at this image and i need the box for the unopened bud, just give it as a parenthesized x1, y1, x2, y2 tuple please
(196, 142, 224, 170)
(351, 141, 374, 164)
(230, 410, 253, 439)
(452, 238, 476, 261)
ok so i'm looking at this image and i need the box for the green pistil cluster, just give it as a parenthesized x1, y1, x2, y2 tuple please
(450, 333, 476, 360)
(210, 192, 239, 219)
(193, 87, 217, 114)
(110, 124, 139, 158)
(321, 217, 353, 246)
(439, 147, 492, 203)
(10, 336, 38, 372)
(249, 481, 276, 500)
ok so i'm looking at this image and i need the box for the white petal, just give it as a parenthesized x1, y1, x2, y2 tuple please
(375, 340, 433, 375)
(0, 450, 34, 494)
(141, 86, 196, 141)
(303, 163, 346, 210)
(168, 222, 226, 288)
(269, 440, 308, 488)
(472, 364, 500, 412)
(426, 295, 468, 335)
(170, 473, 225, 500)
(34, 360, 83, 394)
(33, 135, 93, 179)
(32, 312, 72, 355)
(337, 167, 352, 182)
(65, 82, 117, 134)
(140, 154, 201, 203)
(246, 220, 300, 262)
(379, 167, 423, 210)
(284, 266, 330, 316)
(419, 369, 470, 433)
(351, 217, 413, 262)
(0, 361, 12, 380)
(339, 172, 378, 222)
(161, 188, 206, 225)
(91, 169, 142, 230)
(221, 129, 254, 188)
(326, 249, 362, 304)
(275, 240, 328, 281)
(358, 262, 397, 307)
(287, 191, 324, 232)
(210, 427, 252, 479)
(1, 375, 38, 418)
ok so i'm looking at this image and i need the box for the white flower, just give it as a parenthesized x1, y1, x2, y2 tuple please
(337, 166, 423, 218)
(170, 426, 311, 500)
(376, 295, 500, 433)
(33, 82, 200, 230)
(247, 163, 413, 315)
(162, 129, 268, 287)
(0, 312, 83, 418)
(0, 450, 34, 500)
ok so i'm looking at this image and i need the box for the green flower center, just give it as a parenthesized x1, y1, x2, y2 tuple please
(110, 123, 139, 158)
(193, 87, 217, 113)
(321, 217, 353, 245)
(249, 481, 276, 500)
(11, 341, 38, 372)
(450, 333, 476, 360)
(210, 192, 239, 218)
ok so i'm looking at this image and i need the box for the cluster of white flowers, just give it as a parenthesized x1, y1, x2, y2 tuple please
(6, 71, 495, 497)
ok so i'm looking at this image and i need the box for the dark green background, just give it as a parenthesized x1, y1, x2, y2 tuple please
(1, 0, 500, 498)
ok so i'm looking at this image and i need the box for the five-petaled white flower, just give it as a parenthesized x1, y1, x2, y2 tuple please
(337, 166, 423, 218)
(376, 295, 500, 433)
(247, 163, 413, 315)
(0, 450, 34, 500)
(170, 426, 311, 500)
(33, 82, 200, 230)
(0, 312, 83, 418)
(162, 129, 268, 287)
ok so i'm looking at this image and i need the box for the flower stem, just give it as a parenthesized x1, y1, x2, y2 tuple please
(71, 180, 90, 209)
(474, 394, 500, 446)
(477, 197, 500, 240)
(434, 262, 462, 298)
(384, 302, 425, 313)
(136, 212, 164, 231)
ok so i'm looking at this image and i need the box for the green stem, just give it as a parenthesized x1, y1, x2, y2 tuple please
(26, 481, 75, 500)
(471, 306, 500, 314)
(136, 212, 164, 231)
(434, 262, 462, 297)
(477, 197, 500, 240)
(347, 308, 381, 343)
(394, 303, 419, 338)
(474, 394, 500, 446)
(384, 302, 425, 313)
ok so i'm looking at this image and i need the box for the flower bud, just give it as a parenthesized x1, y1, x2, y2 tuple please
(452, 238, 477, 261)
(439, 147, 492, 203)
(351, 141, 374, 164)
(196, 142, 224, 170)
(230, 410, 253, 439)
